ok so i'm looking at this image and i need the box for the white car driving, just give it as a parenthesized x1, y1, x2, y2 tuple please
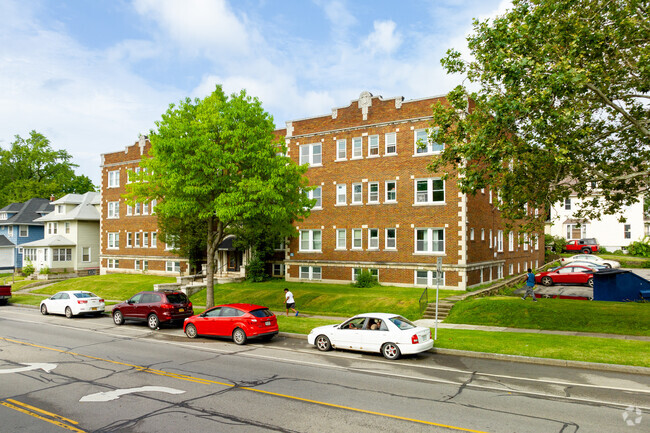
(40, 291, 105, 318)
(307, 313, 433, 360)
(560, 254, 620, 268)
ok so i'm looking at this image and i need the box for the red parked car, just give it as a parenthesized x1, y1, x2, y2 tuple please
(183, 303, 278, 345)
(535, 265, 595, 287)
(112, 291, 193, 330)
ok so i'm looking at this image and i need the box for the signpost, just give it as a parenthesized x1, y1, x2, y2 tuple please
(435, 257, 442, 340)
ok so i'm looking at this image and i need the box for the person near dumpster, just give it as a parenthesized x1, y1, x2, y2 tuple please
(521, 268, 538, 302)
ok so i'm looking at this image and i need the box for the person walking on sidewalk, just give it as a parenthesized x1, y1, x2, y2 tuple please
(284, 288, 299, 316)
(521, 268, 537, 302)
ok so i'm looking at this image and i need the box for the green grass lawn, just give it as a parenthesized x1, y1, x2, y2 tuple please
(7, 294, 47, 306)
(444, 296, 650, 336)
(188, 279, 459, 319)
(30, 274, 176, 300)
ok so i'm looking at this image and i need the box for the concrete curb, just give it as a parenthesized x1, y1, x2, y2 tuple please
(279, 331, 650, 376)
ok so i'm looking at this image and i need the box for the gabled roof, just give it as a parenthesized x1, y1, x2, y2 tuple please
(0, 198, 54, 226)
(20, 235, 76, 247)
(0, 235, 15, 247)
(36, 192, 100, 222)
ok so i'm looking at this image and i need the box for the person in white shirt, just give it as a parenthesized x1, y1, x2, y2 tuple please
(284, 288, 298, 316)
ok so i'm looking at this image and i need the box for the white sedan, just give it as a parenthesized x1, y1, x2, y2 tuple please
(40, 291, 105, 318)
(307, 313, 433, 360)
(560, 254, 620, 268)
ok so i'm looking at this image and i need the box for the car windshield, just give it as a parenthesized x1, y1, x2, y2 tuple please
(389, 316, 416, 330)
(166, 293, 188, 304)
(74, 292, 98, 298)
(250, 308, 273, 318)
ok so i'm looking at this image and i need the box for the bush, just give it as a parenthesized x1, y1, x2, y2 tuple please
(40, 266, 50, 275)
(22, 263, 35, 277)
(245, 253, 267, 282)
(352, 269, 378, 288)
(626, 236, 650, 258)
(545, 235, 567, 252)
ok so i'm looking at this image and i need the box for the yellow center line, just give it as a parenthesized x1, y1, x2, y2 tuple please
(1, 336, 490, 433)
(7, 398, 79, 424)
(1, 400, 86, 433)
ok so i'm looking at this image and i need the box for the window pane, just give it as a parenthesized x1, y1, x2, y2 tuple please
(432, 180, 444, 202)
(386, 182, 396, 201)
(300, 231, 309, 250)
(416, 229, 427, 251)
(312, 230, 321, 250)
(300, 266, 310, 279)
(312, 144, 322, 165)
(416, 180, 428, 202)
(312, 267, 322, 280)
(432, 229, 444, 252)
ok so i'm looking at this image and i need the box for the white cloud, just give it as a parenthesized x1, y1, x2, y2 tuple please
(317, 0, 357, 30)
(363, 20, 402, 55)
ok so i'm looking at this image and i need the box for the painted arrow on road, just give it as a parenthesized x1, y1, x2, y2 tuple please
(79, 386, 185, 402)
(0, 363, 57, 374)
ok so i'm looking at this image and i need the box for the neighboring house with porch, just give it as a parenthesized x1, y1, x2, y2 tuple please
(0, 198, 54, 272)
(546, 192, 646, 251)
(20, 192, 101, 275)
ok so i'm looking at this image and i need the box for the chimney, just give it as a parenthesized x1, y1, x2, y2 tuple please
(50, 195, 55, 202)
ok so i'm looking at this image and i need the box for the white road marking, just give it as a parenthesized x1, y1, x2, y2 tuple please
(79, 386, 185, 402)
(0, 362, 57, 374)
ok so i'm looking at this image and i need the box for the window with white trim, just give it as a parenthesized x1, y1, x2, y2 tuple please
(65, 222, 70, 234)
(337, 139, 346, 160)
(143, 232, 149, 247)
(385, 181, 396, 202)
(53, 248, 72, 262)
(272, 264, 285, 277)
(564, 198, 571, 210)
(135, 260, 141, 271)
(300, 230, 322, 252)
(385, 228, 396, 249)
(352, 229, 362, 249)
(414, 128, 442, 155)
(300, 266, 322, 280)
(151, 232, 157, 248)
(299, 143, 322, 166)
(415, 178, 444, 204)
(509, 263, 514, 275)
(353, 268, 378, 281)
(368, 135, 379, 156)
(48, 222, 58, 235)
(497, 265, 504, 279)
(166, 261, 181, 273)
(135, 232, 141, 248)
(19, 225, 28, 237)
(523, 233, 529, 250)
(24, 248, 37, 262)
(165, 236, 178, 250)
(308, 187, 322, 209)
(489, 230, 493, 248)
(135, 202, 141, 215)
(368, 229, 379, 249)
(126, 232, 133, 247)
(368, 182, 379, 204)
(336, 229, 346, 250)
(126, 204, 133, 216)
(470, 228, 474, 241)
(415, 270, 444, 286)
(415, 228, 444, 253)
(497, 230, 503, 252)
(82, 247, 90, 262)
(336, 184, 347, 205)
(352, 183, 362, 204)
(566, 224, 586, 240)
(143, 202, 149, 215)
(7, 226, 13, 237)
(352, 137, 362, 158)
(509, 231, 514, 251)
(481, 228, 485, 241)
(107, 232, 119, 249)
(107, 201, 119, 218)
(385, 132, 396, 154)
(151, 199, 157, 214)
(624, 224, 631, 239)
(108, 170, 120, 188)
(107, 259, 119, 269)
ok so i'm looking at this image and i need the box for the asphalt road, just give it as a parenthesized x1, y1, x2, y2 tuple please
(0, 306, 648, 433)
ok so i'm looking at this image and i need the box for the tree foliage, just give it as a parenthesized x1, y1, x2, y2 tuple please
(0, 131, 96, 207)
(126, 86, 313, 307)
(430, 0, 649, 226)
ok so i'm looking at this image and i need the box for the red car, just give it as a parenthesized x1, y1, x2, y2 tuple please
(183, 303, 278, 345)
(112, 290, 194, 329)
(535, 265, 594, 287)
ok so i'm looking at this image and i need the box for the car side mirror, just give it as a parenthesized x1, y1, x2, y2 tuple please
(127, 299, 134, 304)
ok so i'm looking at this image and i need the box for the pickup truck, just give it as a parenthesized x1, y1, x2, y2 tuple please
(564, 238, 599, 254)
(0, 285, 11, 305)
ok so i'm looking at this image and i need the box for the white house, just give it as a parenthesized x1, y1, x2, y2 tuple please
(21, 192, 100, 275)
(546, 193, 645, 251)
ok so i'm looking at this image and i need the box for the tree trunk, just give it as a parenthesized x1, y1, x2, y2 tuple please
(206, 215, 215, 309)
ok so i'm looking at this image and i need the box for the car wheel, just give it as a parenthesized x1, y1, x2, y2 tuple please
(232, 328, 247, 345)
(185, 324, 198, 339)
(541, 276, 553, 286)
(113, 310, 124, 325)
(40, 304, 48, 315)
(581, 248, 592, 254)
(588, 278, 594, 288)
(604, 263, 611, 268)
(381, 342, 401, 360)
(315, 335, 331, 351)
(65, 307, 73, 318)
(147, 314, 160, 330)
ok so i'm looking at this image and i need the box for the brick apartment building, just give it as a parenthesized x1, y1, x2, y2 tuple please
(100, 136, 189, 276)
(281, 91, 544, 290)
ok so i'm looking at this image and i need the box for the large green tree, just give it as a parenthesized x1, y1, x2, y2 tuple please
(429, 0, 649, 225)
(126, 86, 312, 308)
(0, 131, 95, 207)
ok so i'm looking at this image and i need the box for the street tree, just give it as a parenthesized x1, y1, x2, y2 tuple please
(126, 86, 312, 308)
(0, 131, 95, 207)
(429, 0, 649, 226)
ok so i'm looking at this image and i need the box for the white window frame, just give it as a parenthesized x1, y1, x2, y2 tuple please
(107, 201, 119, 219)
(368, 228, 379, 250)
(336, 184, 347, 205)
(385, 132, 396, 155)
(300, 266, 322, 280)
(368, 135, 379, 157)
(368, 182, 379, 204)
(107, 232, 119, 249)
(126, 232, 133, 248)
(415, 270, 444, 287)
(470, 228, 474, 241)
(272, 264, 285, 277)
(509, 231, 514, 251)
(65, 222, 70, 234)
(166, 261, 181, 273)
(489, 229, 493, 248)
(143, 232, 149, 248)
(414, 178, 444, 205)
(352, 137, 362, 159)
(299, 230, 322, 252)
(151, 232, 157, 248)
(385, 180, 397, 203)
(351, 183, 362, 205)
(385, 228, 396, 250)
(414, 228, 445, 254)
(107, 258, 119, 269)
(108, 170, 120, 188)
(19, 225, 28, 237)
(353, 268, 379, 282)
(564, 198, 571, 210)
(336, 229, 346, 250)
(126, 204, 133, 216)
(299, 143, 322, 166)
(566, 224, 587, 240)
(523, 233, 529, 251)
(509, 263, 514, 275)
(414, 128, 442, 155)
(82, 247, 91, 262)
(8, 226, 13, 237)
(497, 230, 504, 252)
(352, 229, 362, 250)
(309, 187, 322, 210)
(336, 139, 347, 161)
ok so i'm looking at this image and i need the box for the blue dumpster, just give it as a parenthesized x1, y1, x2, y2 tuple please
(593, 269, 650, 302)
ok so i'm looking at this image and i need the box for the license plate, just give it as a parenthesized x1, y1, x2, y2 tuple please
(265, 321, 271, 326)
(91, 307, 97, 311)
(179, 308, 184, 312)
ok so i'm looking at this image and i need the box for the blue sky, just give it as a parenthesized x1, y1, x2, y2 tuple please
(0, 0, 509, 185)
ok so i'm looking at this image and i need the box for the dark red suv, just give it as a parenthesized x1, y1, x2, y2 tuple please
(112, 291, 193, 329)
